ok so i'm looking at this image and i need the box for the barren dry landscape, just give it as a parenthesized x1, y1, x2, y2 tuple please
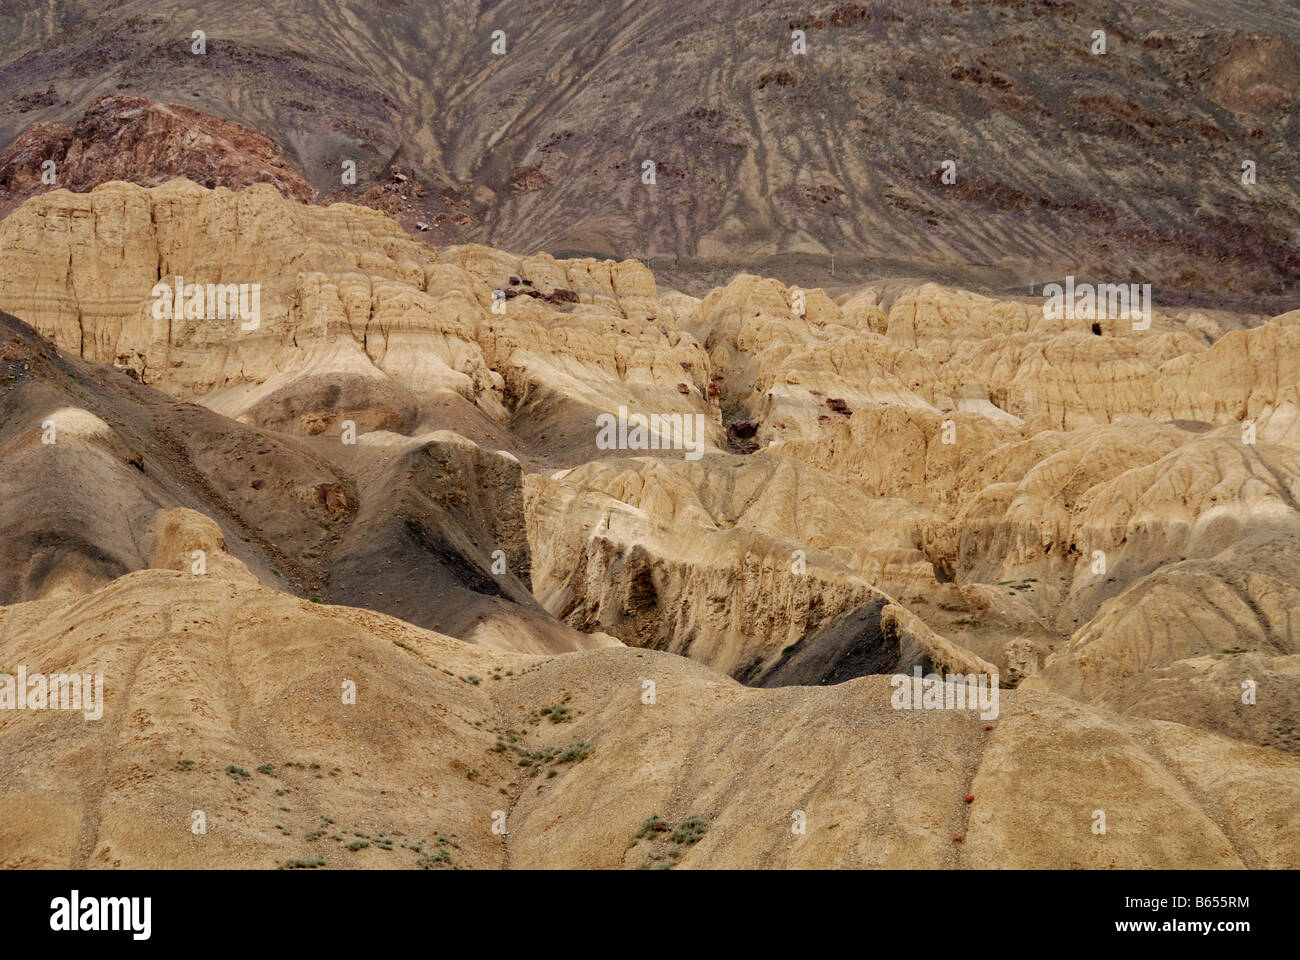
(0, 0, 1297, 874)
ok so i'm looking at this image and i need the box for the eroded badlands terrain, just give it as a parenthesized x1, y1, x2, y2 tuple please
(0, 181, 1296, 868)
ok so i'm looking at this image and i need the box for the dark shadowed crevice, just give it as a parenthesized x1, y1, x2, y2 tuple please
(753, 597, 923, 687)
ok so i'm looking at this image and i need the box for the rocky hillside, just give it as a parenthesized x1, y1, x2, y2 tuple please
(0, 0, 1297, 308)
(2, 565, 1296, 869)
(0, 94, 312, 217)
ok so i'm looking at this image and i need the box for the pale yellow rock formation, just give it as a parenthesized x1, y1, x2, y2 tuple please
(1, 571, 1295, 869)
(146, 507, 257, 584)
(0, 181, 719, 458)
(880, 603, 999, 679)
(525, 455, 910, 677)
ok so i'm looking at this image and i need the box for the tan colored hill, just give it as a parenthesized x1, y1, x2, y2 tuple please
(0, 307, 598, 653)
(1, 568, 1296, 869)
(0, 179, 719, 466)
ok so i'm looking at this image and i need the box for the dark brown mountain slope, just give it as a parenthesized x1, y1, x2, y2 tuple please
(0, 0, 1296, 309)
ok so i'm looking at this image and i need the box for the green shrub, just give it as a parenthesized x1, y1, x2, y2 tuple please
(636, 814, 669, 839)
(556, 740, 592, 763)
(670, 815, 709, 845)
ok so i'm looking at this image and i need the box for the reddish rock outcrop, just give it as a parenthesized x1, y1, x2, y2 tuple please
(0, 94, 312, 216)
